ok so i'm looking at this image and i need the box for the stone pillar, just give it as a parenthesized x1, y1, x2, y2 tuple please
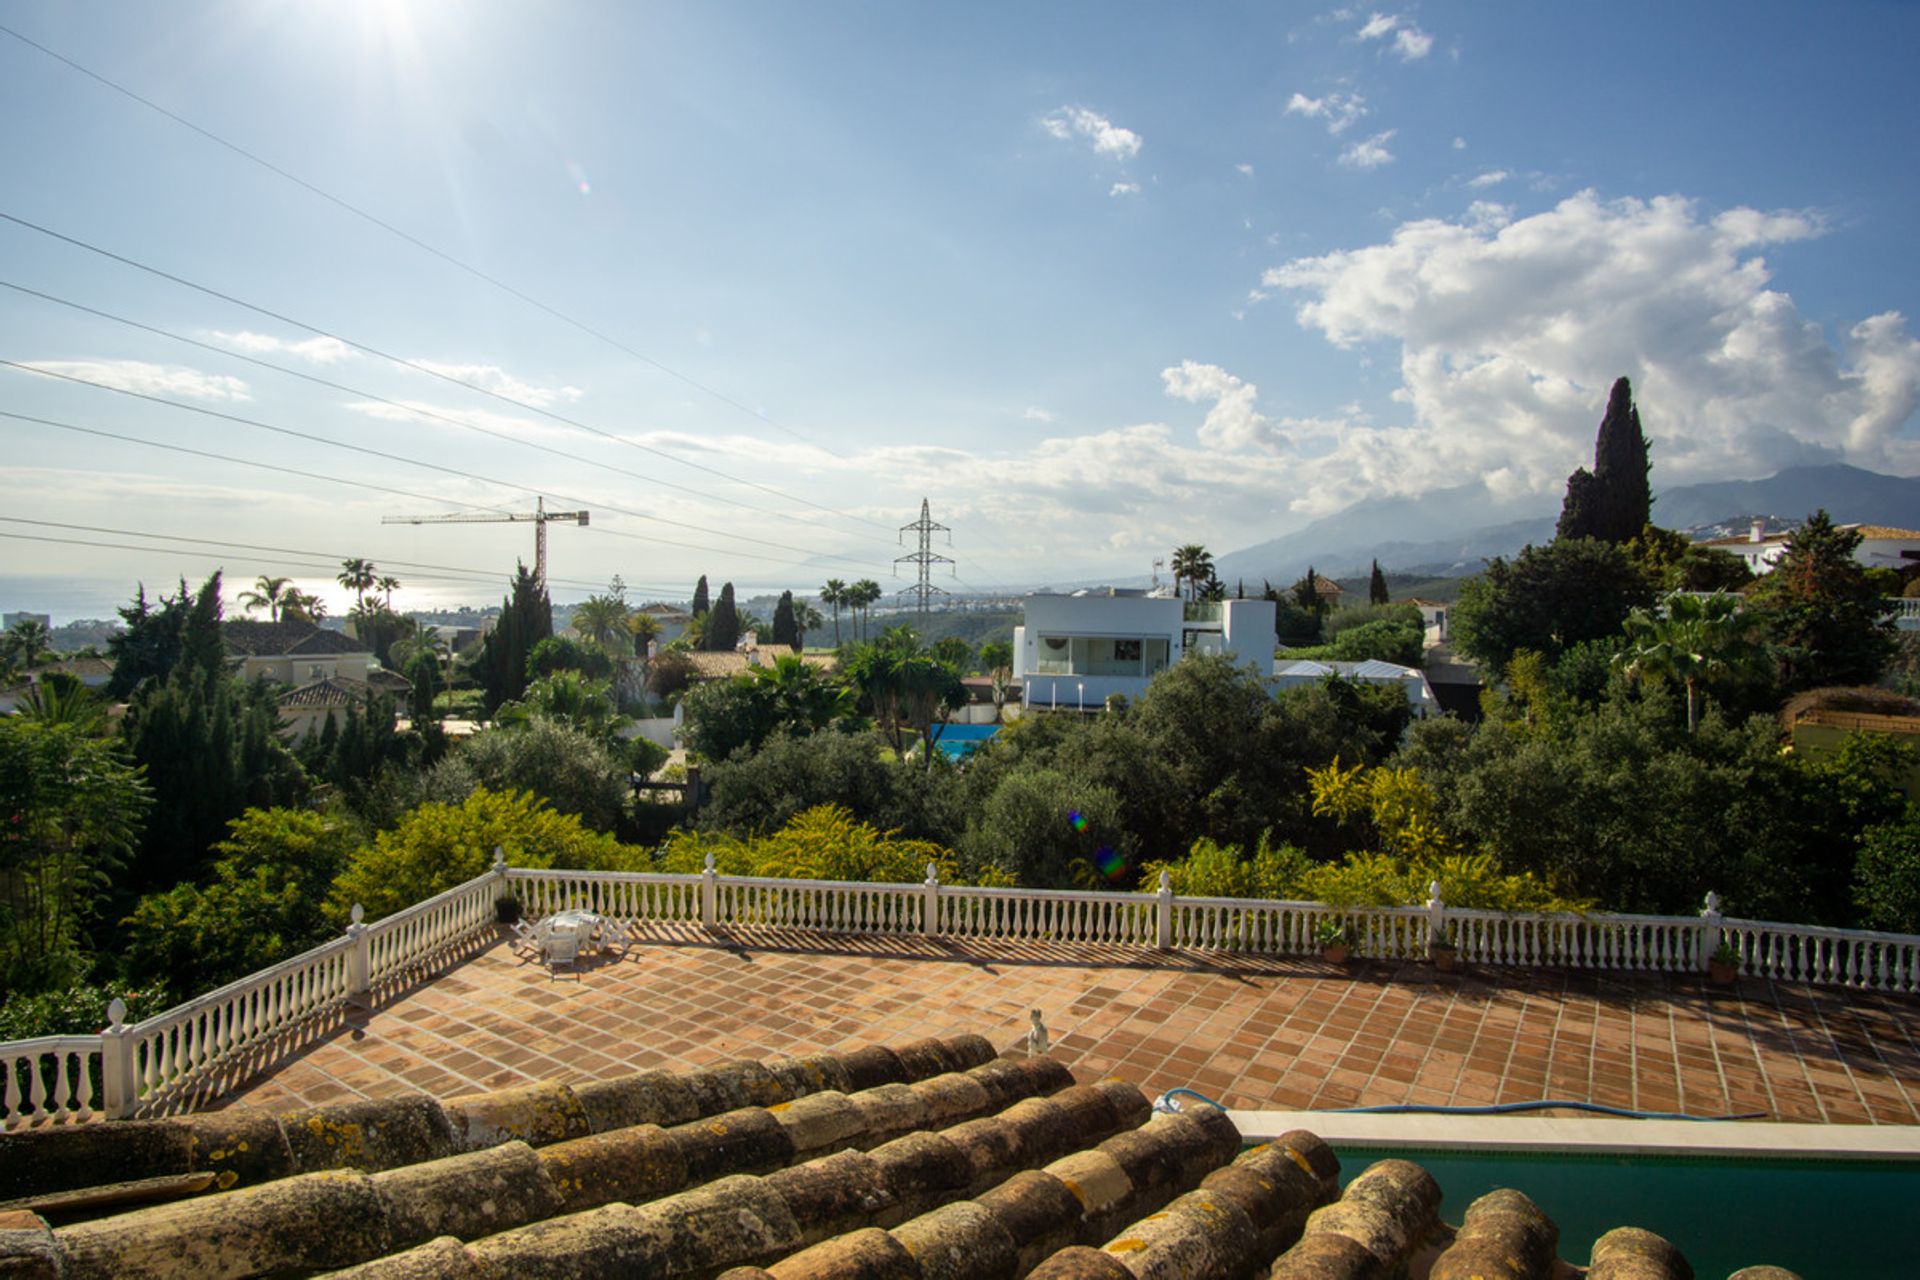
(491, 846, 511, 914)
(702, 852, 719, 930)
(922, 864, 940, 936)
(1425, 881, 1447, 951)
(1155, 872, 1174, 950)
(346, 904, 371, 1003)
(99, 998, 135, 1120)
(1696, 890, 1723, 972)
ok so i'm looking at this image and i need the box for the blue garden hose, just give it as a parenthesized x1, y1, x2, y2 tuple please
(1154, 1086, 1763, 1122)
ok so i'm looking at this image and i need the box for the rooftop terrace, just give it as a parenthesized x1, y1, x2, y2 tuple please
(214, 923, 1920, 1126)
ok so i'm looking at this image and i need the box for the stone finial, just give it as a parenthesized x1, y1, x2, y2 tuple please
(1703, 890, 1723, 916)
(492, 846, 508, 872)
(1028, 1009, 1049, 1056)
(350, 903, 365, 925)
(704, 851, 717, 874)
(107, 997, 126, 1028)
(1157, 870, 1171, 894)
(1426, 880, 1444, 910)
(925, 862, 940, 886)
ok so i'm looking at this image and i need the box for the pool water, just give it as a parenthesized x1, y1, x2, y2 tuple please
(928, 723, 1000, 760)
(1331, 1145, 1916, 1278)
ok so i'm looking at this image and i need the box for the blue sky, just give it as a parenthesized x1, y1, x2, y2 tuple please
(3, 1, 1917, 620)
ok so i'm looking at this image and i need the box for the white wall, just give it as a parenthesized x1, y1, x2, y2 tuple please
(1014, 593, 1276, 709)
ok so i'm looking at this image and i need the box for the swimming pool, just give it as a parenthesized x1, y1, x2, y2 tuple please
(928, 723, 1000, 760)
(1329, 1144, 1916, 1278)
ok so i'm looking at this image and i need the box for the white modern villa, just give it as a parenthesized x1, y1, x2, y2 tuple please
(1013, 589, 1277, 709)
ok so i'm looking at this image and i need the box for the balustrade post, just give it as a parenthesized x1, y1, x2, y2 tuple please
(99, 997, 136, 1119)
(1696, 890, 1723, 971)
(491, 846, 510, 912)
(346, 903, 371, 1003)
(1426, 881, 1447, 952)
(1155, 871, 1173, 950)
(922, 862, 940, 936)
(701, 852, 718, 930)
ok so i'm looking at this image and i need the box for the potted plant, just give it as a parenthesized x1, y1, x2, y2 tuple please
(496, 894, 523, 925)
(1428, 927, 1460, 973)
(1708, 940, 1739, 986)
(1314, 918, 1351, 964)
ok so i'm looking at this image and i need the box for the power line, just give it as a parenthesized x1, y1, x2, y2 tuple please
(0, 19, 849, 459)
(0, 360, 892, 571)
(0, 210, 894, 534)
(0, 516, 635, 595)
(0, 279, 873, 542)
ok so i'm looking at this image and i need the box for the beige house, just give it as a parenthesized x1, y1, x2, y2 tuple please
(223, 620, 375, 685)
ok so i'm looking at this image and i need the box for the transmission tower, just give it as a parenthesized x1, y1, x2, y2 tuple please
(895, 498, 955, 615)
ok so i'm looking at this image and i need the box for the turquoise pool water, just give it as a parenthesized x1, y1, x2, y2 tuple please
(1331, 1145, 1916, 1278)
(929, 723, 1000, 760)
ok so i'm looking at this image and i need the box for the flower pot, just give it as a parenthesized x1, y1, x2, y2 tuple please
(1321, 943, 1350, 964)
(1429, 945, 1459, 973)
(1708, 959, 1738, 986)
(496, 897, 523, 925)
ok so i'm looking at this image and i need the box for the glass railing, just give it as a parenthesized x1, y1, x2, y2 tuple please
(1183, 601, 1224, 623)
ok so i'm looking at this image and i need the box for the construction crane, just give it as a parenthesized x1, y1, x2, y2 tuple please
(382, 497, 588, 592)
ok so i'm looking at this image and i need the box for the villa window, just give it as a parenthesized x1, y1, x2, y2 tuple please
(1033, 635, 1169, 677)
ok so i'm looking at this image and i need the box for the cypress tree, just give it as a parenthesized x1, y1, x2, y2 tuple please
(478, 562, 552, 712)
(1369, 559, 1390, 606)
(705, 583, 740, 651)
(691, 575, 710, 616)
(771, 590, 798, 648)
(1558, 376, 1652, 544)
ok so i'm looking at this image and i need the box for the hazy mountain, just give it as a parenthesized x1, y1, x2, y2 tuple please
(1210, 464, 1919, 586)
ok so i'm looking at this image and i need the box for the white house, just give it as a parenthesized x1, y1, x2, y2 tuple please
(1694, 521, 1920, 576)
(1013, 589, 1277, 710)
(1271, 658, 1442, 718)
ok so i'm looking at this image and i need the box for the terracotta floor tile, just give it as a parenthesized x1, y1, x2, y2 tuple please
(205, 926, 1920, 1128)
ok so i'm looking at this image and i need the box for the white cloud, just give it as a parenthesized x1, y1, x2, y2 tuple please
(1161, 360, 1349, 455)
(1452, 136, 1467, 150)
(343, 398, 591, 446)
(1040, 106, 1143, 160)
(1393, 27, 1433, 59)
(407, 360, 585, 408)
(1356, 12, 1398, 40)
(1285, 91, 1369, 134)
(1257, 190, 1920, 509)
(209, 331, 352, 364)
(1338, 130, 1397, 169)
(16, 359, 251, 401)
(1466, 169, 1510, 189)
(1110, 181, 1141, 198)
(1236, 163, 1255, 176)
(1022, 406, 1056, 423)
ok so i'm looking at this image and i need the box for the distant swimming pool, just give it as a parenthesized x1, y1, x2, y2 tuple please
(928, 723, 1000, 760)
(1331, 1144, 1916, 1278)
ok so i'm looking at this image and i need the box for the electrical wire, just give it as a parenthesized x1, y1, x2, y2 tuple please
(0, 360, 892, 570)
(0, 279, 877, 542)
(0, 516, 642, 595)
(0, 210, 894, 534)
(0, 19, 849, 459)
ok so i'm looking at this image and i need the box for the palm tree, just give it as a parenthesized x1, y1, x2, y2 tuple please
(793, 602, 825, 651)
(282, 590, 327, 623)
(849, 579, 883, 642)
(377, 575, 402, 608)
(1616, 591, 1762, 733)
(844, 625, 965, 760)
(1169, 545, 1213, 601)
(239, 575, 293, 622)
(626, 610, 662, 655)
(745, 654, 857, 735)
(979, 639, 1014, 722)
(572, 593, 631, 651)
(337, 558, 377, 611)
(2, 618, 55, 669)
(821, 579, 847, 646)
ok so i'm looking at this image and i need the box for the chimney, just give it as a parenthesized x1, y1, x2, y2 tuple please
(1749, 520, 1765, 543)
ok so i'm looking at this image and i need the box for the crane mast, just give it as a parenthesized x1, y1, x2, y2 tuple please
(381, 496, 588, 592)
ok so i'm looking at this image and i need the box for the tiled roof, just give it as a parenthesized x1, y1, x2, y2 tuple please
(277, 675, 378, 709)
(1851, 524, 1920, 539)
(224, 620, 370, 657)
(364, 668, 413, 694)
(36, 657, 115, 679)
(0, 1037, 1805, 1279)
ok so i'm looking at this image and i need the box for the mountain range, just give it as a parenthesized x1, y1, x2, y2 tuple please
(1209, 464, 1920, 587)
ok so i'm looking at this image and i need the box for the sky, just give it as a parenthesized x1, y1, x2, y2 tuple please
(2, 1, 1917, 621)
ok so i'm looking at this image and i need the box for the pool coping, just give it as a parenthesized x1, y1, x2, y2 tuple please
(1228, 1110, 1920, 1161)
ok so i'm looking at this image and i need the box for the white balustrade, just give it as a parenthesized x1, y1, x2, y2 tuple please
(8, 861, 1919, 1129)
(1, 1036, 101, 1130)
